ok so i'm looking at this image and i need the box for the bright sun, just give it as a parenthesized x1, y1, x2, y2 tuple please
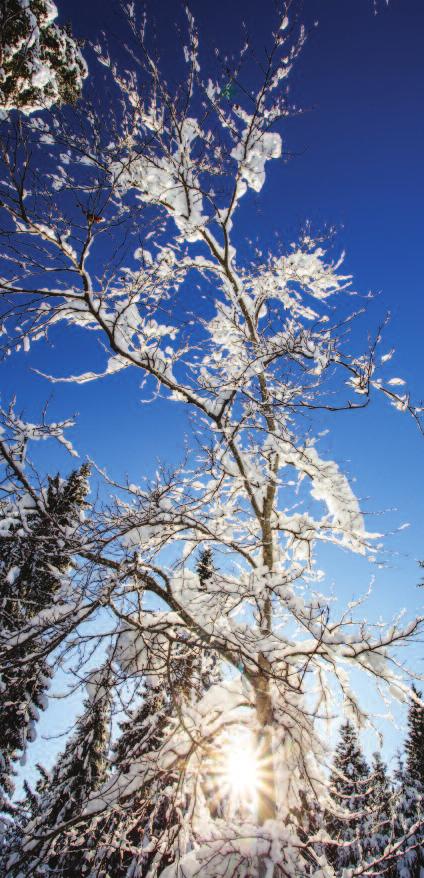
(222, 730, 260, 813)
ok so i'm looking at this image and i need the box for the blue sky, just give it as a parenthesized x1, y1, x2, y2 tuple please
(2, 0, 424, 779)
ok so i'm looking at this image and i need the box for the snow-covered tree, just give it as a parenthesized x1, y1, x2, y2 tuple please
(386, 755, 424, 878)
(0, 3, 422, 874)
(0, 0, 87, 117)
(405, 687, 424, 788)
(384, 690, 424, 878)
(367, 752, 393, 864)
(0, 406, 90, 814)
(79, 631, 224, 877)
(325, 720, 372, 870)
(80, 681, 182, 878)
(196, 547, 215, 589)
(7, 664, 112, 877)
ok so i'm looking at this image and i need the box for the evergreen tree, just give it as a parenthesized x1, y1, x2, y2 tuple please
(405, 686, 424, 788)
(0, 0, 87, 116)
(81, 635, 223, 877)
(7, 665, 112, 877)
(195, 547, 222, 690)
(196, 546, 214, 589)
(387, 690, 424, 878)
(325, 720, 372, 871)
(403, 689, 424, 876)
(0, 770, 47, 873)
(82, 681, 179, 878)
(370, 752, 392, 812)
(368, 751, 393, 864)
(0, 465, 90, 811)
(387, 754, 423, 878)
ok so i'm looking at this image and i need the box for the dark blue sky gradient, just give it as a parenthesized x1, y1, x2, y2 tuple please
(2, 0, 424, 765)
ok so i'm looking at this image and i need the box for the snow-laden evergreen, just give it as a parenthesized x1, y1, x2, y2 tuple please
(80, 680, 184, 878)
(7, 663, 112, 877)
(368, 752, 393, 862)
(325, 721, 373, 871)
(405, 688, 424, 788)
(387, 691, 424, 878)
(0, 0, 87, 116)
(388, 756, 423, 878)
(80, 613, 224, 877)
(0, 440, 90, 815)
(324, 720, 424, 878)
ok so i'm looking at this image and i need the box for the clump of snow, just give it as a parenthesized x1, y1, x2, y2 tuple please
(231, 131, 282, 195)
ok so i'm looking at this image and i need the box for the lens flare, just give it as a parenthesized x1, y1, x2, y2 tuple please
(218, 729, 261, 815)
(203, 727, 274, 819)
(226, 735, 258, 797)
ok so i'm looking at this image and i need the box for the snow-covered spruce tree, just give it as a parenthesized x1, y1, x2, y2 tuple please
(7, 664, 112, 877)
(325, 720, 372, 871)
(81, 679, 183, 877)
(0, 406, 90, 814)
(368, 752, 393, 865)
(194, 547, 223, 688)
(387, 754, 424, 878)
(405, 687, 424, 788)
(1, 767, 50, 874)
(384, 690, 424, 878)
(81, 633, 224, 877)
(196, 547, 215, 590)
(0, 4, 422, 875)
(0, 0, 87, 116)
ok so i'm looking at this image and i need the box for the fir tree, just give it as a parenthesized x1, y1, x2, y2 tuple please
(0, 0, 87, 116)
(0, 465, 90, 811)
(196, 546, 214, 589)
(388, 754, 424, 878)
(405, 686, 424, 788)
(326, 720, 372, 871)
(7, 665, 112, 877)
(81, 680, 181, 878)
(406, 687, 424, 873)
(195, 547, 222, 691)
(387, 690, 424, 878)
(82, 638, 223, 877)
(368, 752, 393, 864)
(0, 771, 46, 873)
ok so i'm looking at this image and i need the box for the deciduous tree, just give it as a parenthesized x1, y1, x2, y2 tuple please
(0, 3, 422, 874)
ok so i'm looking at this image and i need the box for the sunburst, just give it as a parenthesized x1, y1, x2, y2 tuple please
(207, 728, 273, 817)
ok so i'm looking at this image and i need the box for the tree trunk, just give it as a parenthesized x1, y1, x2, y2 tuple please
(255, 653, 277, 877)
